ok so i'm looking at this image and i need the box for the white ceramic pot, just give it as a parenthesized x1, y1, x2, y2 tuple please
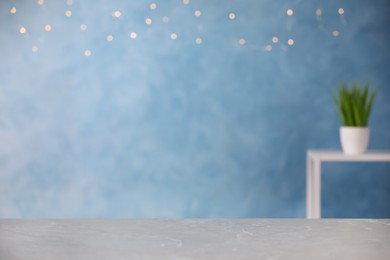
(340, 127, 370, 155)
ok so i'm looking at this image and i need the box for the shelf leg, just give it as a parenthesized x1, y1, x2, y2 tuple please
(312, 159, 321, 219)
(306, 154, 313, 218)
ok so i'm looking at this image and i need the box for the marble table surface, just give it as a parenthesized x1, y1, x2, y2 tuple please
(0, 219, 389, 260)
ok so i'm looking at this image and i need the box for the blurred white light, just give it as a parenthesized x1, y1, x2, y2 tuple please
(194, 10, 201, 17)
(84, 50, 92, 57)
(44, 24, 52, 32)
(10, 7, 17, 14)
(112, 11, 122, 18)
(183, 0, 190, 5)
(287, 9, 293, 16)
(19, 27, 27, 34)
(272, 37, 279, 43)
(170, 33, 177, 40)
(32, 45, 39, 52)
(229, 12, 236, 20)
(65, 10, 72, 17)
(80, 24, 87, 30)
(288, 39, 294, 46)
(107, 35, 114, 42)
(130, 32, 137, 39)
(38, 0, 45, 6)
(316, 8, 322, 16)
(150, 3, 157, 10)
(338, 8, 345, 15)
(239, 38, 246, 45)
(332, 30, 340, 37)
(195, 37, 202, 44)
(145, 18, 152, 25)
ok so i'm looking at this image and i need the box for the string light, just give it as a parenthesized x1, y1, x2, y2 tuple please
(162, 16, 169, 23)
(129, 32, 137, 39)
(84, 50, 92, 57)
(44, 24, 52, 32)
(19, 27, 27, 34)
(150, 3, 157, 10)
(195, 37, 202, 44)
(12, 2, 339, 54)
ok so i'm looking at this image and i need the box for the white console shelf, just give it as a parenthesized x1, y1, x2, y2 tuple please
(306, 150, 390, 219)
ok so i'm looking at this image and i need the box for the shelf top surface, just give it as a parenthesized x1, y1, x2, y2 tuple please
(307, 150, 390, 161)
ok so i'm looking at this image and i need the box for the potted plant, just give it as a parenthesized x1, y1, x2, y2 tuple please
(333, 82, 377, 154)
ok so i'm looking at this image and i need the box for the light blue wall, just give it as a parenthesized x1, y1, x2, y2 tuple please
(0, 0, 389, 218)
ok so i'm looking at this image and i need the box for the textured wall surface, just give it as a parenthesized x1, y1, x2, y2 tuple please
(0, 0, 389, 218)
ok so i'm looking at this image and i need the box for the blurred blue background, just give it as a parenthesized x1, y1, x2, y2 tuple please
(0, 0, 389, 218)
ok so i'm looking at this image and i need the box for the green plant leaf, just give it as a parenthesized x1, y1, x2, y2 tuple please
(352, 102, 362, 126)
(365, 91, 377, 126)
(332, 81, 376, 127)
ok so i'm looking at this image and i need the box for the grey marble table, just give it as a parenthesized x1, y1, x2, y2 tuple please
(1, 219, 389, 260)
